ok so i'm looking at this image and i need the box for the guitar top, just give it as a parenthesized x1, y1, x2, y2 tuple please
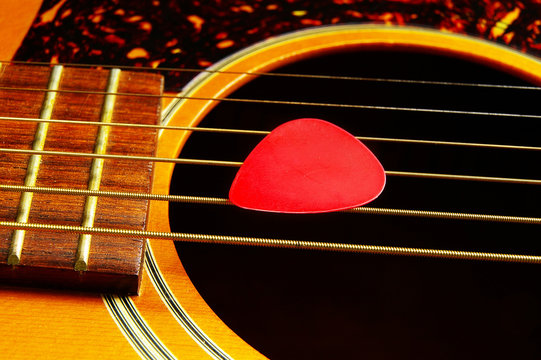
(14, 0, 541, 90)
(3, 1, 541, 360)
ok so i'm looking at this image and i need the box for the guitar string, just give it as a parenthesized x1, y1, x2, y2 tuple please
(2, 18, 537, 267)
(0, 183, 539, 226)
(0, 219, 539, 264)
(2, 115, 541, 152)
(0, 78, 539, 228)
(2, 86, 541, 121)
(0, 79, 538, 225)
(1, 83, 541, 181)
(2, 147, 540, 185)
(2, 59, 540, 156)
(3, 59, 540, 91)
(0, 67, 538, 264)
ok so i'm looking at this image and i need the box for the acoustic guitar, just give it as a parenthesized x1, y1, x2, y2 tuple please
(2, 1, 541, 359)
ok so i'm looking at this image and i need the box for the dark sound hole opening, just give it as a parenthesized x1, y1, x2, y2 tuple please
(169, 48, 541, 359)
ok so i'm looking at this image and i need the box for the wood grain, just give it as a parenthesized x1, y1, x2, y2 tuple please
(0, 64, 163, 294)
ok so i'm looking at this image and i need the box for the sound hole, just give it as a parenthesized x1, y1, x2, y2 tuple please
(169, 49, 541, 359)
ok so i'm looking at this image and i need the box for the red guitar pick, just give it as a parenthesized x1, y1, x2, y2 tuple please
(229, 118, 386, 213)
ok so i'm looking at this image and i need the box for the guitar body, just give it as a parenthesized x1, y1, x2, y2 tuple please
(3, 1, 541, 359)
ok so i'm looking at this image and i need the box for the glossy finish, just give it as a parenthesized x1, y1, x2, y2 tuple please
(2, 4, 541, 359)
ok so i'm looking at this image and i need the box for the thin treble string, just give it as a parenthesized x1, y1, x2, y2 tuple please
(0, 183, 540, 226)
(3, 115, 541, 152)
(2, 147, 541, 185)
(4, 59, 541, 91)
(0, 115, 269, 135)
(2, 85, 541, 120)
(1, 68, 540, 189)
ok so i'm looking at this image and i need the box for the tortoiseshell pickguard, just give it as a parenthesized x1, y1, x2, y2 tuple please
(14, 0, 541, 91)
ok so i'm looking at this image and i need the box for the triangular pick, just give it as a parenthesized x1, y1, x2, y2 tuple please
(229, 118, 386, 213)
